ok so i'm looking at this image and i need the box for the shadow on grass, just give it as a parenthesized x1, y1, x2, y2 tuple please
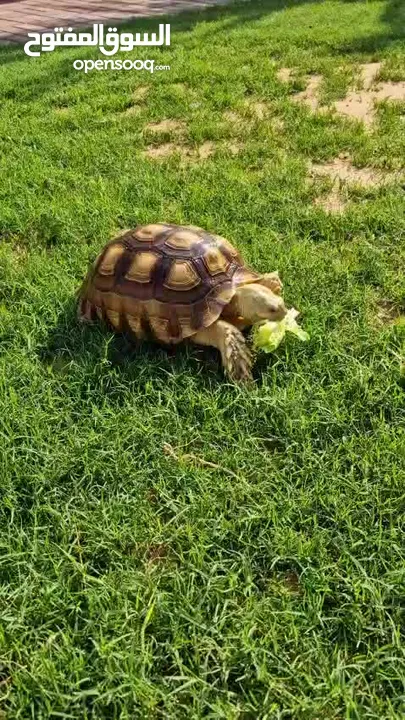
(337, 0, 405, 54)
(0, 0, 403, 102)
(39, 297, 281, 392)
(38, 298, 229, 391)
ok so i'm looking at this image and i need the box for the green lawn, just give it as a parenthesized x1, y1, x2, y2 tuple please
(1, 0, 405, 717)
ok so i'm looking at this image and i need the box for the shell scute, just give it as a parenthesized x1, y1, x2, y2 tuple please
(165, 229, 198, 250)
(126, 313, 146, 339)
(148, 316, 171, 342)
(215, 235, 242, 261)
(134, 224, 171, 242)
(202, 247, 230, 276)
(98, 243, 126, 276)
(125, 251, 159, 283)
(105, 308, 121, 329)
(164, 260, 201, 291)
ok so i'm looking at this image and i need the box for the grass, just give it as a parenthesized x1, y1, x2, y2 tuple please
(0, 0, 405, 716)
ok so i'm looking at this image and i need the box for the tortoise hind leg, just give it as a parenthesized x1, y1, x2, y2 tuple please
(192, 319, 253, 383)
(259, 272, 283, 295)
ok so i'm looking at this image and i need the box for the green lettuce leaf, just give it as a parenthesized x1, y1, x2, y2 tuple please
(253, 308, 309, 353)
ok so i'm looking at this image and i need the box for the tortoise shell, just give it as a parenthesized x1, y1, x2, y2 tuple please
(78, 224, 262, 344)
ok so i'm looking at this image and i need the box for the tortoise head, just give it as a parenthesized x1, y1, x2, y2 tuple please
(230, 283, 287, 325)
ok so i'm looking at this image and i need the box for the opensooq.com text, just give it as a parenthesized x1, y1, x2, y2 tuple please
(73, 59, 170, 74)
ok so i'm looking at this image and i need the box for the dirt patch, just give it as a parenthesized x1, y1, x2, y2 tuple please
(144, 141, 216, 161)
(11, 243, 29, 259)
(123, 86, 150, 116)
(314, 187, 347, 214)
(198, 141, 215, 159)
(375, 300, 405, 326)
(144, 143, 180, 159)
(251, 101, 268, 119)
(243, 98, 270, 119)
(309, 156, 401, 213)
(334, 92, 374, 126)
(292, 75, 323, 112)
(280, 63, 405, 127)
(277, 67, 292, 83)
(309, 158, 386, 187)
(133, 85, 149, 101)
(272, 117, 285, 131)
(143, 120, 189, 157)
(171, 83, 198, 100)
(123, 105, 142, 117)
(171, 82, 187, 91)
(53, 107, 70, 116)
(224, 109, 243, 124)
(373, 82, 405, 103)
(334, 63, 405, 127)
(360, 62, 382, 89)
(224, 104, 271, 129)
(227, 141, 243, 155)
(145, 119, 186, 133)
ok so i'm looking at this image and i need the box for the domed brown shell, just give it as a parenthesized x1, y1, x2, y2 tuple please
(78, 224, 262, 344)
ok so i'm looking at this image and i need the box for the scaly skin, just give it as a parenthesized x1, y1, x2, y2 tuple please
(260, 272, 283, 295)
(192, 320, 253, 383)
(192, 282, 287, 382)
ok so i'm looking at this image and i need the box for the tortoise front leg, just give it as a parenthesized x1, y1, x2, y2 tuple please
(192, 320, 253, 383)
(259, 272, 283, 295)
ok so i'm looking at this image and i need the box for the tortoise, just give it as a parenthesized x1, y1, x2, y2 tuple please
(77, 223, 287, 382)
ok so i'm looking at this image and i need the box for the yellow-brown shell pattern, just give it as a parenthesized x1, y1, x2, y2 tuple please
(78, 224, 262, 344)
